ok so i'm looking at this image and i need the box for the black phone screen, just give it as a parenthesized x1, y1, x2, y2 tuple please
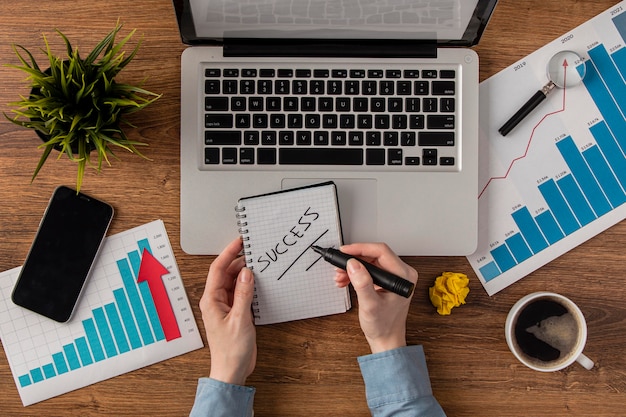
(11, 186, 114, 322)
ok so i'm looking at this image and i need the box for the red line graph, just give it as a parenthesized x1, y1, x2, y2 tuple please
(478, 64, 569, 200)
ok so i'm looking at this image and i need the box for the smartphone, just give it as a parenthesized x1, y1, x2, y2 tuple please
(11, 186, 114, 322)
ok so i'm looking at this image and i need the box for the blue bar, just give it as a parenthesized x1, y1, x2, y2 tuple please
(128, 250, 142, 276)
(75, 337, 93, 367)
(52, 352, 69, 375)
(138, 238, 152, 255)
(538, 179, 580, 235)
(83, 318, 106, 362)
(613, 47, 626, 79)
(589, 122, 626, 189)
(479, 261, 501, 282)
(556, 136, 611, 217)
(491, 244, 517, 273)
(18, 374, 32, 387)
(582, 145, 626, 208)
(511, 207, 548, 254)
(104, 302, 131, 354)
(62, 344, 81, 371)
(588, 45, 626, 115)
(580, 59, 626, 153)
(30, 367, 44, 383)
(93, 307, 118, 358)
(557, 174, 596, 226)
(42, 363, 56, 379)
(535, 210, 565, 244)
(117, 258, 154, 345)
(138, 282, 166, 341)
(505, 233, 532, 263)
(613, 11, 626, 44)
(113, 288, 143, 349)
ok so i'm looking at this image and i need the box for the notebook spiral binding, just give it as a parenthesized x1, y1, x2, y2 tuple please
(235, 204, 260, 317)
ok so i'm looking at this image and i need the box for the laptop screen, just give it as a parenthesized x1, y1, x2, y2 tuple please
(174, 0, 497, 46)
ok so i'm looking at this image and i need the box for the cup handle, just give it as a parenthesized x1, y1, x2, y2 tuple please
(576, 353, 594, 370)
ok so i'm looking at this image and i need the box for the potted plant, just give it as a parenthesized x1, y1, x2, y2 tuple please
(5, 22, 161, 191)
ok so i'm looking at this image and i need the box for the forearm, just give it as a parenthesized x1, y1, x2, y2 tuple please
(358, 345, 446, 417)
(189, 378, 255, 417)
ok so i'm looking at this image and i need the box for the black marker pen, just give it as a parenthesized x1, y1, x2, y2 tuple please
(311, 245, 415, 298)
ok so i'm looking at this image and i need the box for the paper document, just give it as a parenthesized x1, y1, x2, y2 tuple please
(0, 220, 203, 406)
(469, 2, 626, 295)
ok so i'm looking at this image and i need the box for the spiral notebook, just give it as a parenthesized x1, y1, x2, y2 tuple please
(235, 181, 351, 325)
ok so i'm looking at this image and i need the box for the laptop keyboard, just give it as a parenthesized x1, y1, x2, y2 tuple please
(202, 63, 460, 171)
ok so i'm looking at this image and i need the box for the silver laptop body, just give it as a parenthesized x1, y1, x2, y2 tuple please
(175, 0, 498, 255)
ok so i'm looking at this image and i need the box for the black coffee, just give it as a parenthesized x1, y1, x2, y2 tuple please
(513, 298, 580, 365)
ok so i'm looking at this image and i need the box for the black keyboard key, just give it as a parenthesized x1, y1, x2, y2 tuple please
(205, 147, 219, 164)
(419, 132, 455, 146)
(222, 148, 237, 164)
(350, 69, 366, 78)
(258, 148, 277, 164)
(260, 69, 275, 77)
(414, 81, 429, 95)
(223, 69, 239, 77)
(432, 81, 455, 95)
(205, 80, 220, 94)
(314, 131, 329, 145)
(278, 69, 293, 77)
(296, 69, 311, 77)
(440, 70, 456, 79)
(422, 70, 437, 78)
(427, 115, 455, 129)
(440, 156, 455, 165)
(314, 69, 329, 78)
(240, 148, 255, 164)
(205, 130, 242, 145)
(205, 68, 221, 77)
(368, 70, 384, 78)
(366, 149, 385, 165)
(205, 114, 233, 128)
(388, 149, 403, 165)
(280, 148, 363, 165)
(205, 97, 228, 111)
(405, 156, 420, 165)
(440, 98, 455, 112)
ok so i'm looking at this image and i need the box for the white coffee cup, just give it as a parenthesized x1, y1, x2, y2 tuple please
(505, 292, 594, 372)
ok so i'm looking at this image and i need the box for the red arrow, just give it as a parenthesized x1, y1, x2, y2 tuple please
(137, 249, 181, 341)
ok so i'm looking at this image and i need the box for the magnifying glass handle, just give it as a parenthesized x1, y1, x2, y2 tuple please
(498, 90, 547, 136)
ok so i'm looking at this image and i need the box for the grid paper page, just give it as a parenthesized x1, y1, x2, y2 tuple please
(237, 183, 350, 325)
(0, 220, 203, 406)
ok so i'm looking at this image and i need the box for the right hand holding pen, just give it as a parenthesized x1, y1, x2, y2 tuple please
(334, 243, 418, 354)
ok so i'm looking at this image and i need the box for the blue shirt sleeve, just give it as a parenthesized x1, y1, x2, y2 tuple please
(189, 378, 255, 417)
(357, 345, 446, 417)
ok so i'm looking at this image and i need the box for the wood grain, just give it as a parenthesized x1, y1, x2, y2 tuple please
(1, 1, 625, 415)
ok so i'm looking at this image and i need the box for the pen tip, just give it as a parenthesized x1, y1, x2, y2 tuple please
(311, 245, 323, 254)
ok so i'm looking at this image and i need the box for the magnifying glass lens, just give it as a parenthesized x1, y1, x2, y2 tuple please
(547, 50, 585, 89)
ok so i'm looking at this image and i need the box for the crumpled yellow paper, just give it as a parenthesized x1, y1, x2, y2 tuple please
(429, 272, 469, 315)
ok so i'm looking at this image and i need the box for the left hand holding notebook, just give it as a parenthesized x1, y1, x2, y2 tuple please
(201, 237, 257, 385)
(334, 243, 418, 354)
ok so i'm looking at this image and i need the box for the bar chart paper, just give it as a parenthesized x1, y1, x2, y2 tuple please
(470, 2, 626, 295)
(0, 220, 203, 406)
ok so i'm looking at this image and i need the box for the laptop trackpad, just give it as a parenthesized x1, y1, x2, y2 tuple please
(281, 178, 378, 244)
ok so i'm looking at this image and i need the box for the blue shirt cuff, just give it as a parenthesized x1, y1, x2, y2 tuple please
(358, 345, 445, 416)
(189, 378, 255, 417)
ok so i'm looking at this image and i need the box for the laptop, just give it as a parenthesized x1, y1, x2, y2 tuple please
(174, 0, 497, 256)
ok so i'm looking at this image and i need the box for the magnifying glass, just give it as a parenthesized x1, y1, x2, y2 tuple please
(498, 50, 586, 136)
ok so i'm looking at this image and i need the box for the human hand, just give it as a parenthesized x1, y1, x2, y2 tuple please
(200, 237, 256, 385)
(334, 243, 418, 354)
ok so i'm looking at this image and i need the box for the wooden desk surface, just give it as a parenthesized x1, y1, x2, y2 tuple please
(1, 1, 624, 415)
